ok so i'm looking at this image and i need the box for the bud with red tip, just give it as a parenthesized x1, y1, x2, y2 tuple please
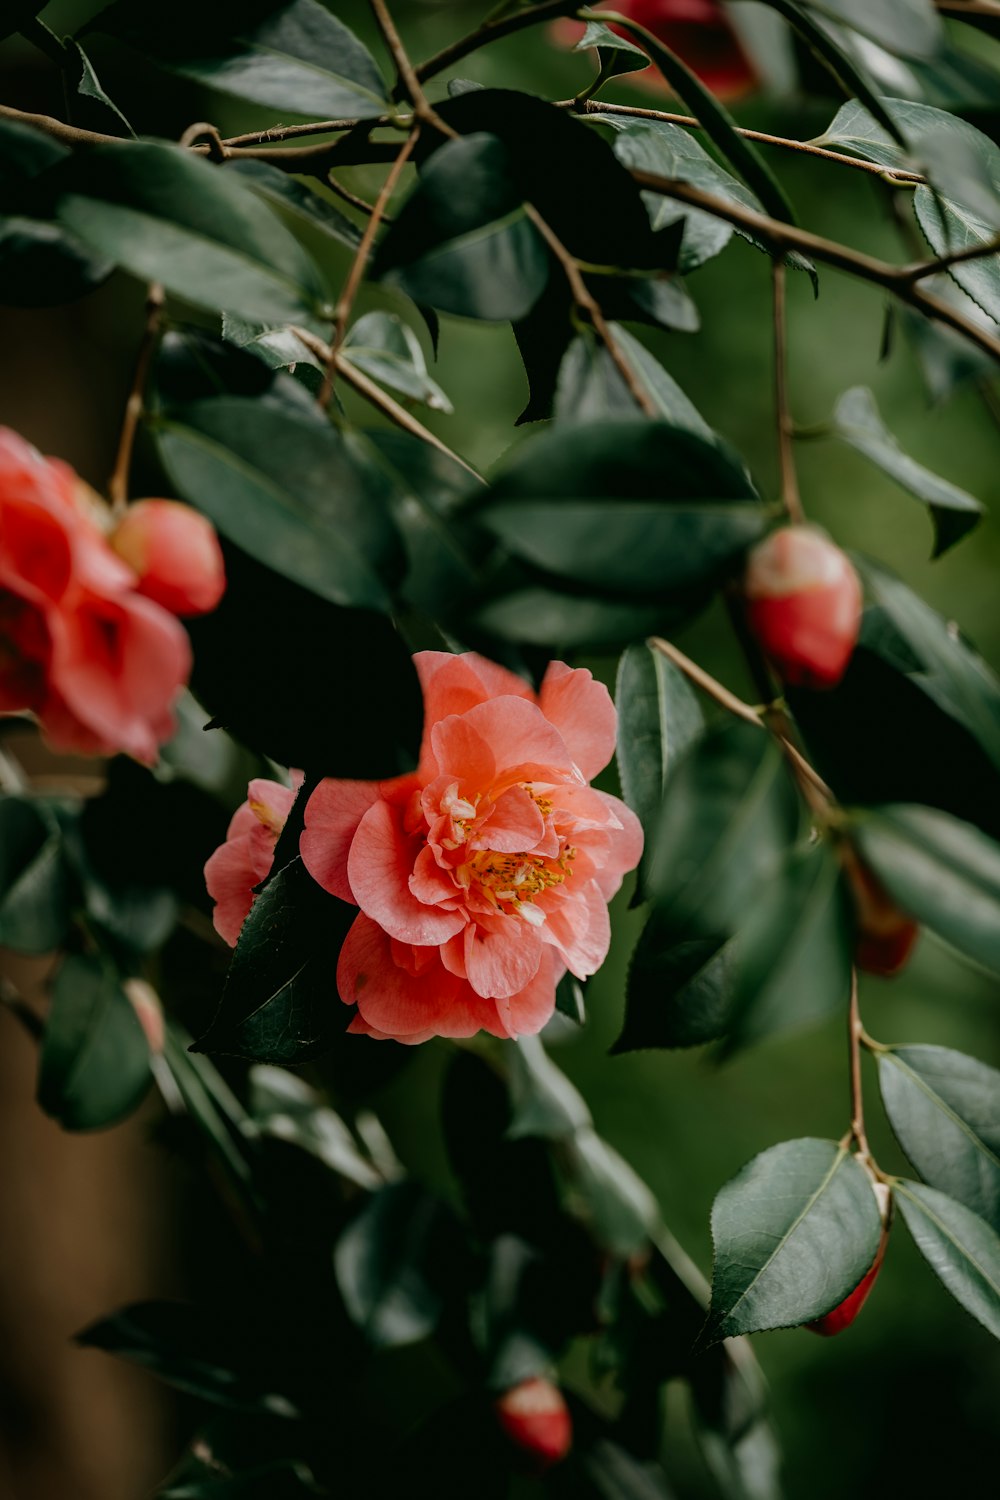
(494, 1377, 572, 1471)
(841, 842, 920, 977)
(124, 977, 165, 1055)
(807, 1181, 891, 1336)
(744, 526, 862, 690)
(109, 499, 225, 617)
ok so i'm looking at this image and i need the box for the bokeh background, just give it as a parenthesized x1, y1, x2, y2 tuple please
(1, 2, 999, 1496)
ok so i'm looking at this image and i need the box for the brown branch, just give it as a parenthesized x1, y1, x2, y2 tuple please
(936, 0, 1000, 17)
(316, 127, 419, 409)
(0, 100, 123, 147)
(108, 283, 165, 513)
(326, 174, 386, 219)
(904, 230, 1000, 280)
(414, 0, 580, 84)
(371, 0, 446, 131)
(847, 968, 874, 1163)
(772, 259, 804, 524)
(568, 99, 925, 183)
(222, 117, 387, 147)
(630, 171, 1000, 362)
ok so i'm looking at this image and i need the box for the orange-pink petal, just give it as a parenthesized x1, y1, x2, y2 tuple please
(349, 798, 467, 946)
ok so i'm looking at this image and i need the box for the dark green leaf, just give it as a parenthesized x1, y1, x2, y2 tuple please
(88, 0, 389, 118)
(221, 315, 323, 376)
(77, 1301, 297, 1414)
(702, 1138, 882, 1343)
(894, 1179, 1000, 1339)
(507, 1033, 591, 1141)
(473, 419, 765, 598)
(0, 3, 46, 40)
(343, 311, 452, 412)
(195, 855, 354, 1064)
(900, 278, 997, 403)
(38, 954, 151, 1131)
(851, 803, 1000, 975)
(585, 8, 797, 222)
(723, 840, 854, 1056)
(803, 0, 941, 58)
(55, 142, 329, 326)
(333, 1181, 463, 1348)
(765, 7, 909, 147)
(615, 641, 705, 900)
(574, 19, 650, 80)
(473, 585, 680, 653)
(555, 972, 587, 1025)
(66, 38, 134, 136)
(378, 133, 550, 321)
(831, 387, 982, 556)
(225, 158, 362, 253)
(879, 1045, 1000, 1230)
(915, 186, 1000, 325)
(152, 394, 402, 611)
(248, 1066, 382, 1190)
(162, 1024, 258, 1200)
(160, 1459, 320, 1500)
(0, 797, 73, 953)
(555, 326, 713, 436)
(617, 920, 733, 1052)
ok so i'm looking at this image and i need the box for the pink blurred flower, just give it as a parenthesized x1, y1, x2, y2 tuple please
(299, 652, 642, 1045)
(109, 499, 226, 616)
(556, 0, 756, 99)
(0, 426, 205, 761)
(204, 776, 301, 945)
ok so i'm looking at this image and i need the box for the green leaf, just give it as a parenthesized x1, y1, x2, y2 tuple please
(555, 972, 587, 1025)
(584, 9, 797, 223)
(377, 133, 550, 322)
(722, 840, 854, 1056)
(915, 187, 1000, 325)
(852, 803, 1000, 975)
(473, 586, 682, 653)
(507, 1033, 591, 1141)
(221, 315, 323, 376)
(831, 386, 982, 556)
(88, 0, 389, 119)
(152, 394, 402, 611)
(38, 954, 151, 1131)
(574, 18, 650, 79)
(555, 326, 713, 437)
(343, 311, 452, 412)
(225, 159, 362, 253)
(248, 1066, 382, 1191)
(77, 1301, 297, 1415)
(194, 855, 354, 1065)
(617, 920, 733, 1052)
(0, 797, 73, 953)
(879, 1045, 1000, 1230)
(615, 641, 705, 900)
(894, 1180, 1000, 1339)
(803, 0, 941, 59)
(645, 722, 801, 934)
(472, 419, 765, 599)
(66, 37, 135, 136)
(702, 1139, 882, 1343)
(333, 1181, 463, 1348)
(765, 7, 909, 148)
(160, 1458, 320, 1500)
(55, 142, 329, 327)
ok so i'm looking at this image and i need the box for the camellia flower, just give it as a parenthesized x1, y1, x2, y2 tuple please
(555, 0, 756, 99)
(0, 426, 221, 761)
(204, 775, 301, 946)
(299, 651, 643, 1044)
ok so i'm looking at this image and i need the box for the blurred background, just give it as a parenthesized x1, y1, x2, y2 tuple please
(2, 2, 999, 1496)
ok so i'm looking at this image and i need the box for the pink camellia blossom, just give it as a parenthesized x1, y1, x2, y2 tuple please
(555, 0, 756, 100)
(0, 426, 204, 761)
(109, 499, 226, 617)
(298, 651, 642, 1045)
(204, 776, 301, 945)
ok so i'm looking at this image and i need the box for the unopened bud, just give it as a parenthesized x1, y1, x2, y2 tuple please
(124, 977, 165, 1055)
(807, 1181, 891, 1336)
(744, 526, 862, 690)
(841, 841, 920, 977)
(494, 1377, 572, 1471)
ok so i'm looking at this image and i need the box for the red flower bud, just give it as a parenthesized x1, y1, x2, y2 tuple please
(124, 977, 165, 1055)
(744, 526, 862, 690)
(110, 499, 225, 617)
(807, 1182, 891, 1336)
(494, 1377, 572, 1471)
(842, 844, 920, 977)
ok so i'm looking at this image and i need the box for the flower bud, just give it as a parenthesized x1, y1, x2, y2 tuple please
(807, 1181, 891, 1336)
(744, 526, 862, 690)
(494, 1377, 572, 1471)
(110, 499, 225, 616)
(124, 977, 165, 1055)
(842, 843, 919, 977)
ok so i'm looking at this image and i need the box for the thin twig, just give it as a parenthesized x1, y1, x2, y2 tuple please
(222, 117, 390, 147)
(413, 0, 579, 84)
(108, 283, 165, 513)
(936, 0, 1000, 16)
(630, 171, 1000, 362)
(772, 259, 804, 524)
(316, 128, 419, 410)
(848, 968, 871, 1160)
(326, 174, 386, 219)
(648, 636, 762, 726)
(904, 230, 1000, 280)
(568, 99, 926, 183)
(371, 0, 446, 130)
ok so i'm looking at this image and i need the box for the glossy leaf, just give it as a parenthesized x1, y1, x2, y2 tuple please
(152, 394, 402, 611)
(343, 311, 452, 412)
(803, 0, 941, 58)
(852, 803, 1000, 975)
(574, 19, 650, 80)
(832, 387, 982, 556)
(702, 1139, 882, 1343)
(194, 855, 354, 1064)
(67, 38, 134, 136)
(587, 9, 797, 222)
(333, 1181, 462, 1348)
(38, 954, 151, 1131)
(894, 1180, 1000, 1340)
(55, 142, 329, 327)
(617, 919, 733, 1052)
(225, 159, 362, 253)
(377, 133, 550, 322)
(248, 1066, 382, 1191)
(615, 641, 705, 899)
(879, 1045, 1000, 1230)
(88, 0, 389, 118)
(722, 840, 854, 1056)
(507, 1033, 591, 1141)
(555, 326, 714, 437)
(766, 5, 908, 147)
(0, 797, 73, 954)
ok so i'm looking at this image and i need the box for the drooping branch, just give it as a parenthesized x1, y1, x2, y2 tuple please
(771, 259, 804, 524)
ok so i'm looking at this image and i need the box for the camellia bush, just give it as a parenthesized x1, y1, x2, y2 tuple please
(2, 0, 1000, 1495)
